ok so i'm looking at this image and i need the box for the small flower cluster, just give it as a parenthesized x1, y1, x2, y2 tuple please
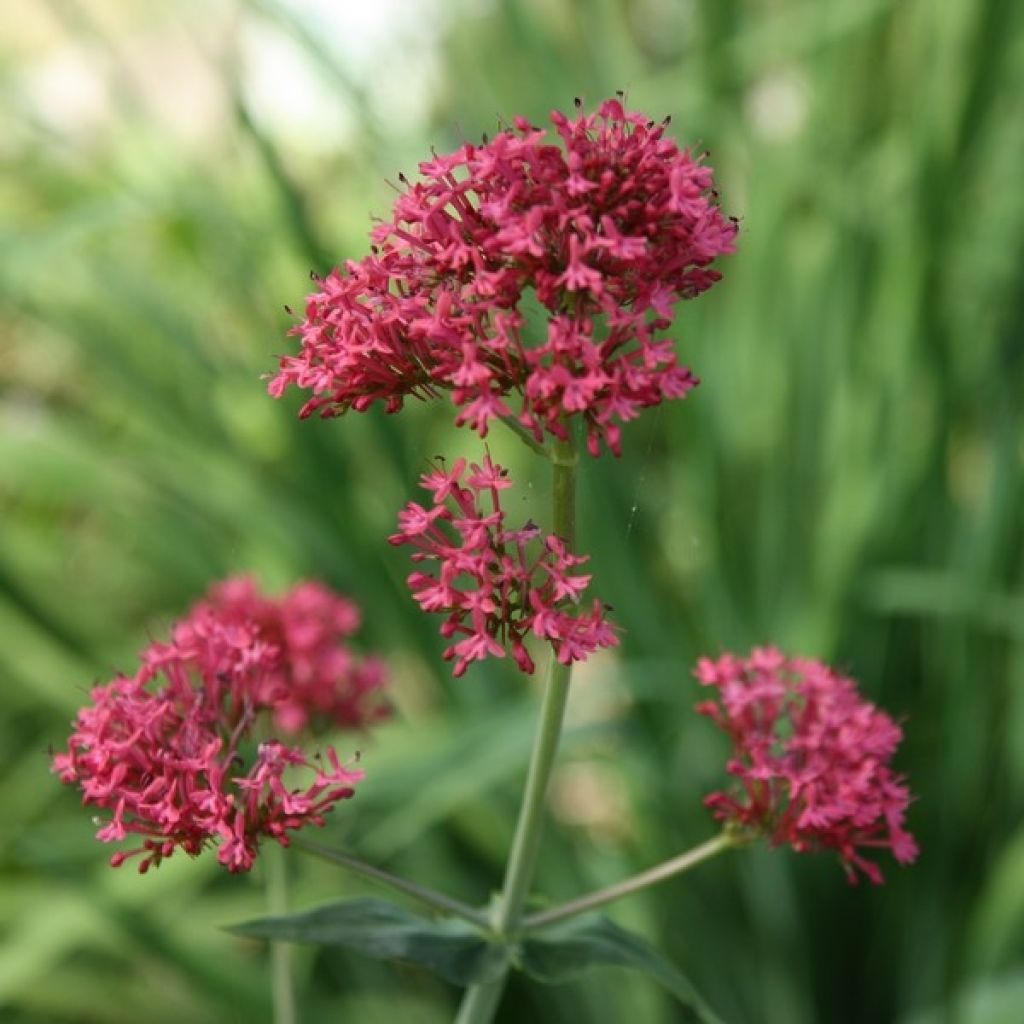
(190, 576, 389, 734)
(696, 647, 918, 883)
(53, 579, 382, 873)
(389, 455, 617, 676)
(269, 97, 736, 456)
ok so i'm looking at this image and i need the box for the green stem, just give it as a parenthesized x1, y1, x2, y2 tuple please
(498, 413, 550, 459)
(453, 978, 508, 1024)
(455, 436, 577, 1024)
(267, 841, 297, 1024)
(291, 836, 490, 929)
(522, 833, 736, 931)
(492, 657, 574, 933)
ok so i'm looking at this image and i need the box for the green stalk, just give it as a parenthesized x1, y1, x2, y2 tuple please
(291, 836, 490, 928)
(498, 413, 550, 459)
(267, 841, 297, 1024)
(522, 833, 736, 930)
(455, 436, 577, 1024)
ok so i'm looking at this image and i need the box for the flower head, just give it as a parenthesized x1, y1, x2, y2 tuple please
(52, 579, 378, 873)
(187, 576, 389, 734)
(389, 454, 618, 676)
(269, 98, 737, 456)
(696, 647, 917, 884)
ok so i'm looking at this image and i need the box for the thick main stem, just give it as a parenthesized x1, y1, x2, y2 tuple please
(455, 437, 577, 1024)
(495, 656, 575, 933)
(267, 841, 297, 1024)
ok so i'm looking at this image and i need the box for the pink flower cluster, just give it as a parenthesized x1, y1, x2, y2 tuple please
(53, 579, 384, 873)
(269, 97, 737, 456)
(190, 576, 389, 734)
(389, 455, 617, 676)
(696, 647, 918, 884)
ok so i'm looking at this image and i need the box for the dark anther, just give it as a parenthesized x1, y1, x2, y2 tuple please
(574, 96, 583, 107)
(283, 304, 293, 315)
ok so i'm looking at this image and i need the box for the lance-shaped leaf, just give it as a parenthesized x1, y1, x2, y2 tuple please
(519, 914, 723, 1023)
(228, 897, 508, 986)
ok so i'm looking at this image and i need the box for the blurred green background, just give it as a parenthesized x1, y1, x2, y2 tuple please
(2, 0, 1023, 1021)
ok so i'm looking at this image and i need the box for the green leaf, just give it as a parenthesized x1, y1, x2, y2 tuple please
(227, 897, 507, 986)
(519, 915, 724, 1024)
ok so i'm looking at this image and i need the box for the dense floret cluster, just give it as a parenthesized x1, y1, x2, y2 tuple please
(389, 455, 617, 676)
(696, 647, 917, 884)
(269, 97, 736, 456)
(191, 576, 389, 734)
(53, 579, 381, 873)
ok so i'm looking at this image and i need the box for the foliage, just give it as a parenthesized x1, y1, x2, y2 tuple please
(230, 898, 509, 987)
(2, 0, 1023, 1021)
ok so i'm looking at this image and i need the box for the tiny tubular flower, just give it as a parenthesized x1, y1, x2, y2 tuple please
(389, 454, 618, 677)
(269, 98, 737, 457)
(190, 575, 390, 734)
(53, 577, 383, 873)
(696, 647, 918, 884)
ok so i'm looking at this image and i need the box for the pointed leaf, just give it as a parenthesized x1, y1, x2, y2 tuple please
(519, 914, 724, 1023)
(228, 897, 508, 986)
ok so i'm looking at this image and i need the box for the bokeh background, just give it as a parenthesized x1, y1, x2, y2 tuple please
(3, 1, 1023, 1021)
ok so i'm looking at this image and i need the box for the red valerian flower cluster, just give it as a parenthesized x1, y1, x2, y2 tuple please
(52, 579, 382, 874)
(189, 576, 389, 734)
(269, 97, 737, 456)
(695, 647, 918, 884)
(389, 455, 618, 676)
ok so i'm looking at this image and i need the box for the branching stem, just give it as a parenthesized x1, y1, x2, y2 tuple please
(292, 836, 490, 929)
(498, 413, 550, 458)
(523, 833, 737, 930)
